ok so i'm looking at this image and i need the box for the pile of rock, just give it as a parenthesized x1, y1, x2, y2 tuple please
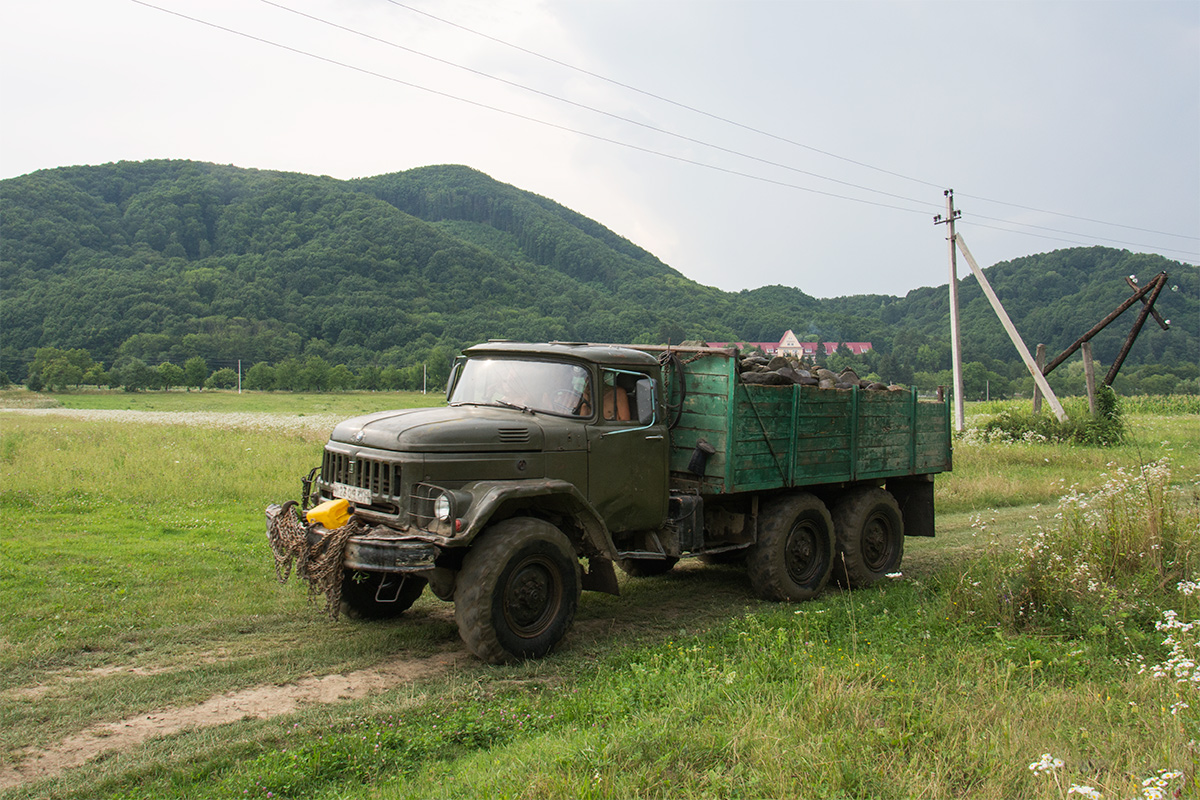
(738, 355, 903, 392)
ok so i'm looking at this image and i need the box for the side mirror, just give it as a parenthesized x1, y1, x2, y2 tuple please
(635, 378, 656, 425)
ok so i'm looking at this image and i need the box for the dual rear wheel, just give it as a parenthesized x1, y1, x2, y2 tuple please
(747, 487, 904, 601)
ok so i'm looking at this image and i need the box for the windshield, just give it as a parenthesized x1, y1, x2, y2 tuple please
(449, 358, 593, 417)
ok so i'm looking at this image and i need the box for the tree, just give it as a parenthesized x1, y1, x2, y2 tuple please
(298, 356, 331, 392)
(205, 367, 239, 389)
(328, 364, 355, 391)
(82, 365, 107, 386)
(41, 359, 83, 392)
(183, 356, 208, 390)
(110, 357, 152, 392)
(274, 358, 302, 391)
(245, 361, 276, 391)
(157, 362, 185, 391)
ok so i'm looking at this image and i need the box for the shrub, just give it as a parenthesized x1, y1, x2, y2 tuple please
(969, 386, 1125, 446)
(949, 458, 1198, 646)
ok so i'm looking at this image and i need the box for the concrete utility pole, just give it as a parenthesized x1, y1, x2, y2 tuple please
(934, 190, 965, 432)
(954, 233, 1068, 422)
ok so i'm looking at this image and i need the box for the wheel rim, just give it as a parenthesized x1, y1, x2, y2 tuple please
(502, 554, 563, 639)
(861, 511, 896, 572)
(784, 519, 825, 585)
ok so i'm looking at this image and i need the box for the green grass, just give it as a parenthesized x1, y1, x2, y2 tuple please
(1, 401, 1197, 799)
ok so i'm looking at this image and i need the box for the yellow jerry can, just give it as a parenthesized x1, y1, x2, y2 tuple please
(306, 497, 351, 529)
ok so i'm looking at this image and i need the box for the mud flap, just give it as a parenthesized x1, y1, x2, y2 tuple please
(886, 475, 936, 537)
(581, 557, 620, 595)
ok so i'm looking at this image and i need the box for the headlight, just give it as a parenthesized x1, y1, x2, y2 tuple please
(434, 493, 452, 522)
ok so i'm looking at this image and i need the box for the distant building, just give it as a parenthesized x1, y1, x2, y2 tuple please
(707, 329, 872, 359)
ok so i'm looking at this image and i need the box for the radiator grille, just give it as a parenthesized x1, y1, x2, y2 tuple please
(321, 451, 401, 498)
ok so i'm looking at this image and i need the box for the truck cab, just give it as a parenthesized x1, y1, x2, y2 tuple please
(276, 342, 674, 663)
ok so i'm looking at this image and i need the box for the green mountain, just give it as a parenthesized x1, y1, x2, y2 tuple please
(1, 159, 1194, 395)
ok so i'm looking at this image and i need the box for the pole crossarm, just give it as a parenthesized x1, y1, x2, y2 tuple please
(1042, 272, 1169, 376)
(1105, 273, 1169, 386)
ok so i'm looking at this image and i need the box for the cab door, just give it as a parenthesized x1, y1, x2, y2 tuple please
(586, 369, 669, 532)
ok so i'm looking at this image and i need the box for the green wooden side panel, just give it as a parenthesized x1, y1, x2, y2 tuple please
(666, 353, 736, 493)
(662, 349, 952, 495)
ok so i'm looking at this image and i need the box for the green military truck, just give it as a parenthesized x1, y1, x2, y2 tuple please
(267, 342, 952, 663)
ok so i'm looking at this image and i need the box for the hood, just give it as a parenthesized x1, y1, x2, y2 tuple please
(330, 406, 548, 453)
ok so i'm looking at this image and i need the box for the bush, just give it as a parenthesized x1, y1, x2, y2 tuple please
(948, 457, 1198, 647)
(970, 386, 1125, 446)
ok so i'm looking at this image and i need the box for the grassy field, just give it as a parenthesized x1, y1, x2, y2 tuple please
(0, 392, 1197, 799)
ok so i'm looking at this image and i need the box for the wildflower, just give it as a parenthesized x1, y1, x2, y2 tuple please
(1068, 786, 1102, 799)
(1028, 753, 1064, 774)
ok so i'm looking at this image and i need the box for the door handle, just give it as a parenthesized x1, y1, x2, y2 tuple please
(645, 435, 664, 441)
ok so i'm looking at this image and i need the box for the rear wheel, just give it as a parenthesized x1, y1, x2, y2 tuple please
(831, 488, 904, 587)
(340, 571, 426, 619)
(747, 493, 834, 601)
(454, 518, 581, 664)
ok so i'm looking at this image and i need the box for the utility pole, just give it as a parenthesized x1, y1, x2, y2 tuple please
(934, 190, 965, 432)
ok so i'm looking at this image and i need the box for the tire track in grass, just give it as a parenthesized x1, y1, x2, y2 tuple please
(0, 650, 467, 789)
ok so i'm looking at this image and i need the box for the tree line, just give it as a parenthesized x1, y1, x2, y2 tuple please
(11, 347, 453, 394)
(2, 160, 1194, 398)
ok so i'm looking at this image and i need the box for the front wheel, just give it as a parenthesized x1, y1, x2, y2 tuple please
(747, 493, 835, 601)
(831, 488, 904, 588)
(454, 518, 581, 664)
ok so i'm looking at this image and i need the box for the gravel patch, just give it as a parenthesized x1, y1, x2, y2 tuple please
(0, 407, 344, 435)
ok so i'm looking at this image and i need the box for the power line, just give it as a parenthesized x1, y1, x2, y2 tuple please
(966, 211, 1200, 258)
(132, 1, 1198, 258)
(383, 0, 1199, 245)
(257, 0, 939, 212)
(130, 0, 936, 217)
(382, 0, 947, 193)
(959, 193, 1199, 241)
(964, 217, 1200, 263)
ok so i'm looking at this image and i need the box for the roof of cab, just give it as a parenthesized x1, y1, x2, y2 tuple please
(463, 341, 660, 368)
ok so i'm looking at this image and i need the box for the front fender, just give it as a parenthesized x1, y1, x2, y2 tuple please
(456, 479, 617, 560)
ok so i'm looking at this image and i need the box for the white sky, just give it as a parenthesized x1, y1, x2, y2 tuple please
(1, 0, 1197, 298)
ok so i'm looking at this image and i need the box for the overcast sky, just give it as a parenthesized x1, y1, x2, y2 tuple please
(1, 0, 1197, 299)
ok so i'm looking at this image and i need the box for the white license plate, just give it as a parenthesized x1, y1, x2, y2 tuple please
(331, 482, 372, 504)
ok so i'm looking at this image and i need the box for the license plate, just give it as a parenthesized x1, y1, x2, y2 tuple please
(331, 482, 372, 504)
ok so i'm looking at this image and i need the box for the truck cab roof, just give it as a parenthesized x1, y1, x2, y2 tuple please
(463, 341, 661, 369)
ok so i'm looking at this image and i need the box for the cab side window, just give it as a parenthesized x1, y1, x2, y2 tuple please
(601, 370, 644, 421)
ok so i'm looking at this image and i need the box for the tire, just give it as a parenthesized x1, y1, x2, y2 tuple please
(830, 488, 904, 588)
(616, 556, 679, 577)
(340, 571, 426, 619)
(454, 518, 581, 664)
(747, 493, 835, 601)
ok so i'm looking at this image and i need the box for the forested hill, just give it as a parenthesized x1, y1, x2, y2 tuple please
(0, 159, 1195, 395)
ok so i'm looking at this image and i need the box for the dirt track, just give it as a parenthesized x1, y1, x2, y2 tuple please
(0, 650, 467, 790)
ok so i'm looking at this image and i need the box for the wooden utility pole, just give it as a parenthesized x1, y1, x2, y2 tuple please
(1032, 344, 1045, 414)
(1081, 342, 1098, 416)
(934, 190, 965, 432)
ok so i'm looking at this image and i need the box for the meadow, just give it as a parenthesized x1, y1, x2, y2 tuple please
(0, 390, 1197, 799)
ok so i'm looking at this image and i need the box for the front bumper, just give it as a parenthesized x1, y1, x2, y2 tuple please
(267, 503, 443, 574)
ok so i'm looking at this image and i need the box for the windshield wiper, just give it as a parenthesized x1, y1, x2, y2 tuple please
(493, 399, 535, 414)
